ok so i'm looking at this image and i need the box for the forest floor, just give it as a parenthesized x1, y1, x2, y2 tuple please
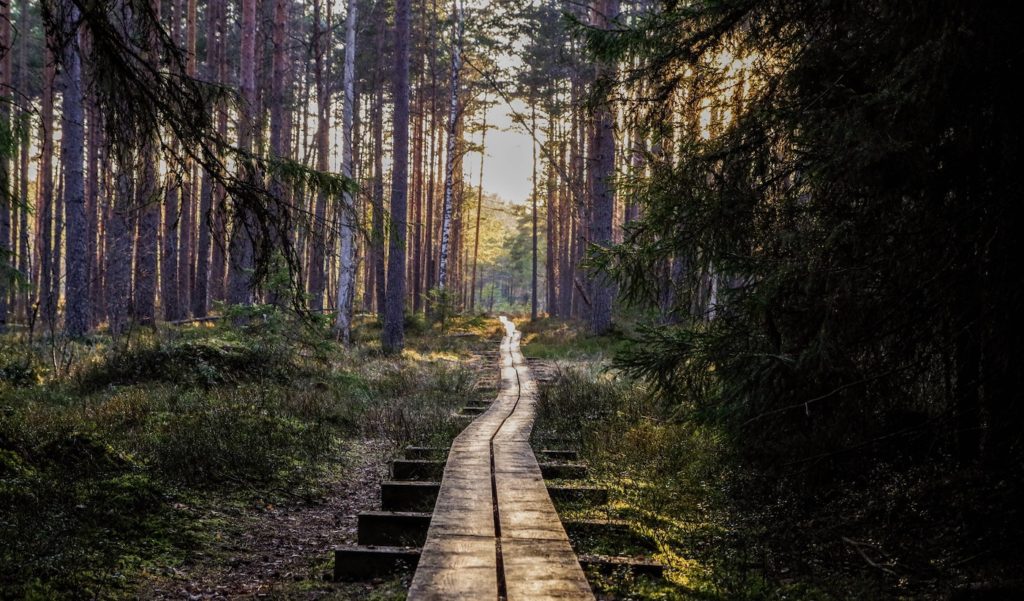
(1, 312, 500, 600)
(4, 314, 1020, 600)
(518, 318, 1024, 601)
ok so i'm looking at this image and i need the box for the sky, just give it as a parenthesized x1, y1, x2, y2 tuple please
(477, 99, 538, 205)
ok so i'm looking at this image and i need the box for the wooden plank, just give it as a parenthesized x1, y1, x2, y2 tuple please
(408, 319, 593, 600)
(406, 535, 498, 600)
(503, 538, 595, 600)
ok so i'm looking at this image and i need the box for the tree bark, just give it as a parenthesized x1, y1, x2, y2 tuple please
(308, 0, 331, 311)
(469, 101, 487, 313)
(0, 0, 10, 331)
(436, 0, 463, 294)
(194, 0, 223, 317)
(38, 41, 56, 326)
(61, 1, 90, 337)
(334, 0, 359, 342)
(382, 0, 412, 353)
(530, 102, 538, 320)
(587, 0, 618, 333)
(227, 0, 259, 307)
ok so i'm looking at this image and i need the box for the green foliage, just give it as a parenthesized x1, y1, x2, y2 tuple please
(596, 0, 1024, 472)
(0, 342, 43, 387)
(518, 318, 628, 360)
(76, 333, 294, 391)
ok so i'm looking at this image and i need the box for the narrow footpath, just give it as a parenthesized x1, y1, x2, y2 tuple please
(407, 317, 594, 600)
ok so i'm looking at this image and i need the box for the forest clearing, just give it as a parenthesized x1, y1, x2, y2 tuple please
(1, 0, 1022, 599)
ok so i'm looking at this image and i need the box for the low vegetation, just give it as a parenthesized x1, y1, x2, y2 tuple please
(0, 312, 500, 599)
(527, 320, 1023, 601)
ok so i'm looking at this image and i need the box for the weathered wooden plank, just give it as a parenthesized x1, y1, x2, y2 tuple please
(502, 538, 594, 600)
(408, 319, 593, 600)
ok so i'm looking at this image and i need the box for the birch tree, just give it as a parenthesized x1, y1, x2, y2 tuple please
(334, 0, 358, 342)
(436, 0, 463, 294)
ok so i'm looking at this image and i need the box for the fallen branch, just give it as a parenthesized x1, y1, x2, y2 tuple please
(842, 537, 897, 576)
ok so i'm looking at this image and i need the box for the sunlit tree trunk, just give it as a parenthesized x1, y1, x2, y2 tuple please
(545, 121, 557, 317)
(530, 102, 539, 320)
(437, 0, 463, 293)
(469, 102, 487, 313)
(334, 0, 358, 342)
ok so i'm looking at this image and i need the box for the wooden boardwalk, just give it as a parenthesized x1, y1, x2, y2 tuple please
(408, 317, 594, 600)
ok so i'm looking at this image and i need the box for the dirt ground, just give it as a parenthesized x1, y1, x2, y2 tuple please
(138, 439, 395, 600)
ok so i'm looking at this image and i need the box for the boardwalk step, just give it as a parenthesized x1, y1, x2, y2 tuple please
(381, 480, 440, 511)
(540, 462, 589, 480)
(541, 449, 579, 461)
(579, 554, 664, 578)
(357, 511, 431, 547)
(548, 486, 609, 506)
(457, 406, 487, 416)
(333, 545, 420, 581)
(404, 446, 447, 460)
(465, 399, 492, 409)
(391, 459, 445, 481)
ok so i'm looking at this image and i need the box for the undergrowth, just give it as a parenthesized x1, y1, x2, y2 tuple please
(528, 320, 1023, 600)
(0, 311, 498, 599)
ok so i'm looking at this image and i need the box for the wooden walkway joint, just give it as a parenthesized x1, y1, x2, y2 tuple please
(408, 317, 595, 600)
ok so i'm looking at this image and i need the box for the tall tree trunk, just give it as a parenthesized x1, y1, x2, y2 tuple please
(530, 102, 538, 320)
(38, 41, 56, 326)
(587, 0, 618, 333)
(545, 121, 557, 317)
(17, 0, 31, 322)
(107, 159, 134, 336)
(0, 0, 10, 331)
(436, 0, 463, 293)
(411, 51, 426, 314)
(161, 0, 183, 322)
(228, 0, 259, 307)
(61, 2, 89, 337)
(382, 0, 412, 353)
(177, 0, 199, 318)
(334, 0, 358, 342)
(370, 81, 385, 316)
(195, 0, 224, 316)
(267, 0, 289, 306)
(469, 102, 487, 313)
(86, 55, 103, 327)
(161, 172, 180, 321)
(133, 0, 162, 325)
(309, 0, 331, 312)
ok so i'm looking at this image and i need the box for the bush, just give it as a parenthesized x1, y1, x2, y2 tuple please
(76, 336, 294, 392)
(145, 390, 332, 486)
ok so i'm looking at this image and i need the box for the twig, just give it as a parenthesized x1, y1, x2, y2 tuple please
(842, 537, 897, 576)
